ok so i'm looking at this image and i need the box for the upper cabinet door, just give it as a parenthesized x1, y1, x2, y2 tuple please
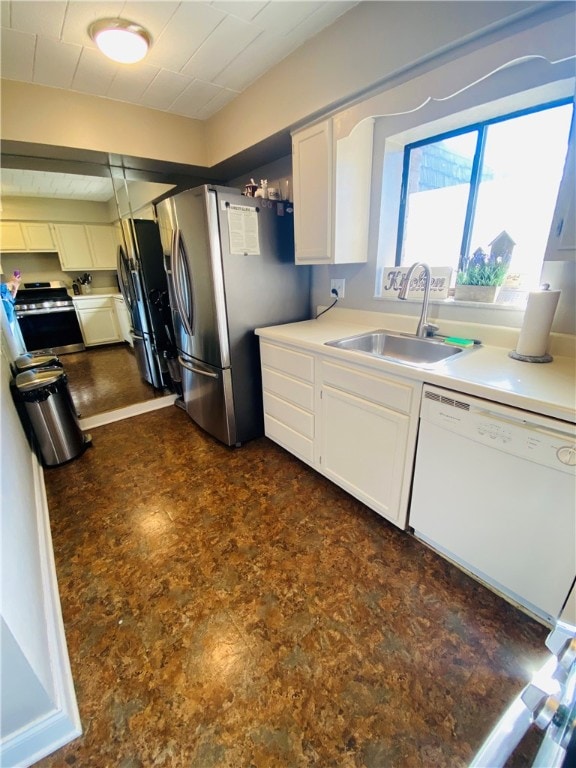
(545, 108, 575, 262)
(292, 119, 333, 264)
(0, 222, 27, 251)
(86, 225, 117, 269)
(52, 224, 93, 270)
(292, 118, 373, 265)
(22, 223, 56, 251)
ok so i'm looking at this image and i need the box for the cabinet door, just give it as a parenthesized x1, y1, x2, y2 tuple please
(53, 224, 93, 270)
(113, 297, 133, 345)
(0, 222, 26, 251)
(77, 306, 121, 346)
(545, 108, 575, 261)
(86, 225, 118, 269)
(292, 119, 333, 264)
(320, 384, 410, 527)
(22, 223, 56, 251)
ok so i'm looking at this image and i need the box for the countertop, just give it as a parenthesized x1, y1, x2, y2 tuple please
(71, 290, 122, 300)
(256, 309, 576, 424)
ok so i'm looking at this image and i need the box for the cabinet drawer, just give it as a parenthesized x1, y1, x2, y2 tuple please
(264, 414, 314, 464)
(260, 341, 314, 382)
(321, 359, 414, 414)
(262, 367, 314, 411)
(264, 391, 314, 439)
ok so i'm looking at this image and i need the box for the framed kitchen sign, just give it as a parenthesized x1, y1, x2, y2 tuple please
(380, 266, 452, 300)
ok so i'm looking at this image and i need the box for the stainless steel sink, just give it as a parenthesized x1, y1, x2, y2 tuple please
(324, 330, 469, 368)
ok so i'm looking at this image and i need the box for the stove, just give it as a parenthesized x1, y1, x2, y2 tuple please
(15, 281, 85, 354)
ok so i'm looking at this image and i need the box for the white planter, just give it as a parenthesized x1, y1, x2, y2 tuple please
(454, 284, 499, 303)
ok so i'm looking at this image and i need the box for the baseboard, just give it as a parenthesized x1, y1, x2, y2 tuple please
(0, 455, 82, 767)
(79, 393, 178, 430)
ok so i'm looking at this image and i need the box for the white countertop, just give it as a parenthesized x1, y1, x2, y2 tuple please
(256, 309, 576, 424)
(71, 290, 122, 300)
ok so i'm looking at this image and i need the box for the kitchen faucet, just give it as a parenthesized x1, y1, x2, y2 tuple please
(398, 262, 439, 338)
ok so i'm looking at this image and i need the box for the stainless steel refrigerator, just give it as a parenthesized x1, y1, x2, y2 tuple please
(117, 219, 177, 391)
(156, 184, 311, 446)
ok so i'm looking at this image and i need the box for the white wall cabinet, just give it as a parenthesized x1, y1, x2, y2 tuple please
(292, 120, 333, 264)
(291, 118, 373, 265)
(74, 296, 121, 346)
(52, 223, 118, 271)
(545, 113, 575, 262)
(0, 221, 56, 252)
(85, 225, 118, 269)
(259, 339, 421, 528)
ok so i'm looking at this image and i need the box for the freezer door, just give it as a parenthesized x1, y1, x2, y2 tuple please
(132, 220, 174, 355)
(169, 187, 230, 368)
(179, 353, 236, 445)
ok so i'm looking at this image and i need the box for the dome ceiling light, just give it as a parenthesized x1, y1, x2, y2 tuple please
(88, 18, 151, 64)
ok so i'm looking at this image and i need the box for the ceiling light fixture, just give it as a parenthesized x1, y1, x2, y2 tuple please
(88, 18, 151, 64)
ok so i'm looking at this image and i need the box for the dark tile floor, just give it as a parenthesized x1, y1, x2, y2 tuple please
(38, 407, 548, 768)
(63, 344, 165, 418)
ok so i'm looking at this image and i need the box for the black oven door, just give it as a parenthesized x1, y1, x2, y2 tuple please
(17, 307, 85, 354)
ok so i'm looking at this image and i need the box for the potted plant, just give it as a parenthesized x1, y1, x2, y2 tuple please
(455, 231, 514, 302)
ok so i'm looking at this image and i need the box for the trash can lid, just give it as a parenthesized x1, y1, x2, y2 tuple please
(15, 367, 65, 392)
(14, 353, 60, 372)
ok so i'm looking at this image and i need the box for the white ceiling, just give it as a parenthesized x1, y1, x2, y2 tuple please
(0, 0, 357, 121)
(1, 168, 115, 201)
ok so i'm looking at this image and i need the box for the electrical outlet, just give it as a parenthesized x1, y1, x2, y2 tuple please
(330, 278, 345, 299)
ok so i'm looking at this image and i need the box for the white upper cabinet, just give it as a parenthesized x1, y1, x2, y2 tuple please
(22, 222, 57, 251)
(292, 120, 333, 263)
(545, 106, 575, 262)
(292, 117, 373, 265)
(52, 223, 118, 271)
(0, 222, 26, 251)
(0, 221, 56, 252)
(85, 224, 118, 269)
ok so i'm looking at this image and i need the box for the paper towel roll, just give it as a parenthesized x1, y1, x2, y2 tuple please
(514, 289, 560, 358)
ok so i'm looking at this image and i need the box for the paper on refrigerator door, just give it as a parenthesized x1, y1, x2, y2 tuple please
(227, 204, 260, 256)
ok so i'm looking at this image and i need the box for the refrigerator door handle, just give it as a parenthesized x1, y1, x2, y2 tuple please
(172, 228, 195, 339)
(117, 245, 133, 311)
(178, 355, 219, 379)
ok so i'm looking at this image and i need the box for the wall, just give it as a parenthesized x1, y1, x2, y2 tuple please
(1, 196, 116, 224)
(307, 8, 576, 335)
(205, 1, 547, 165)
(0, 311, 81, 765)
(0, 80, 206, 167)
(0, 2, 552, 169)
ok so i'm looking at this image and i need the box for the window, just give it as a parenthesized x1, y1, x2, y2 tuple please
(394, 99, 573, 291)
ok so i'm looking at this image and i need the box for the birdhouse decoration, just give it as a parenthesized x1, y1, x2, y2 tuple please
(455, 230, 515, 302)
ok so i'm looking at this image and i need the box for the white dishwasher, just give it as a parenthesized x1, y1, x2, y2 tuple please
(410, 385, 576, 625)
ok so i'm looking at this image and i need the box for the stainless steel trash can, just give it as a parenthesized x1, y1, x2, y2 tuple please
(15, 368, 90, 466)
(13, 352, 62, 374)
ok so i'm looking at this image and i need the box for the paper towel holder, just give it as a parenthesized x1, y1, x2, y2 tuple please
(508, 349, 553, 363)
(508, 283, 558, 364)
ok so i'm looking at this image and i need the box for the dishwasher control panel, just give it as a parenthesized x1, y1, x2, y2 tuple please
(421, 387, 576, 474)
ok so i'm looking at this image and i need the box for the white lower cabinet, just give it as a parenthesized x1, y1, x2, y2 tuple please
(260, 341, 315, 465)
(259, 339, 422, 528)
(74, 297, 121, 346)
(319, 359, 420, 528)
(113, 296, 133, 346)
